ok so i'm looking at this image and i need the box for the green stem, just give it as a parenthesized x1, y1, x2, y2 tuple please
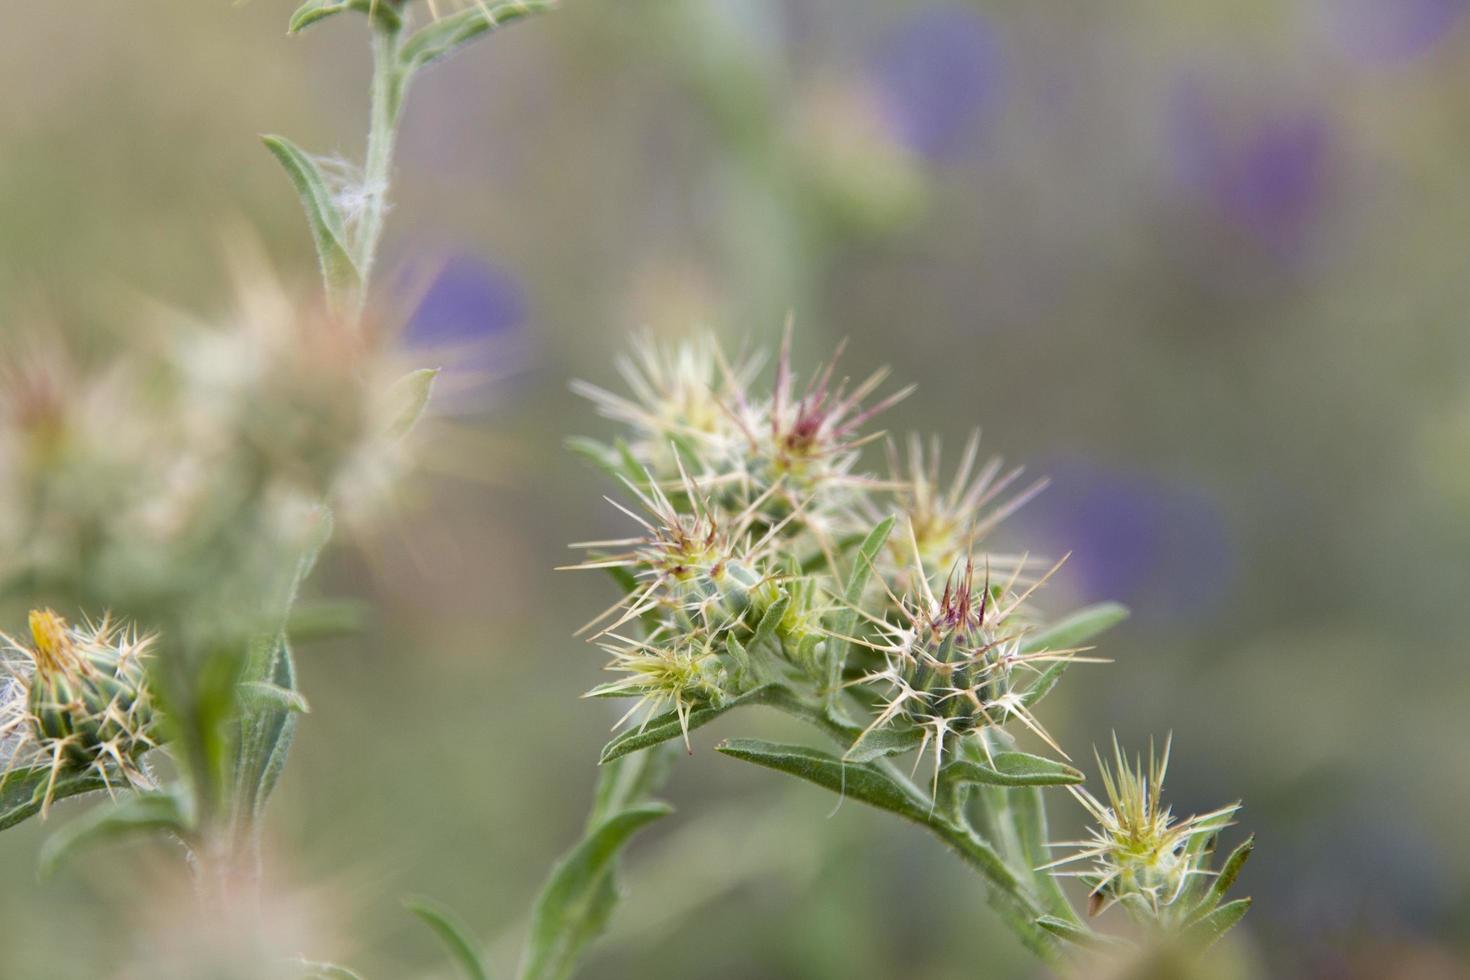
(356, 18, 409, 310)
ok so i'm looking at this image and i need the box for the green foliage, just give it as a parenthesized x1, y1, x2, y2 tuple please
(399, 1, 556, 72)
(0, 768, 111, 833)
(406, 895, 492, 980)
(261, 135, 362, 305)
(519, 755, 672, 980)
(38, 789, 192, 879)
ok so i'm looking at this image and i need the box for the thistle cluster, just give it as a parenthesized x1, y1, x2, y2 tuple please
(0, 609, 158, 812)
(571, 331, 1076, 767)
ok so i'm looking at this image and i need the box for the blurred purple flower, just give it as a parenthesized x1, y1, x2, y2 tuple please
(1020, 457, 1235, 623)
(868, 6, 1005, 161)
(1169, 81, 1334, 258)
(1324, 0, 1469, 64)
(394, 251, 532, 410)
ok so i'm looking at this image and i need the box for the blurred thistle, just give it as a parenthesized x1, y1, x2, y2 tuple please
(566, 329, 1253, 968)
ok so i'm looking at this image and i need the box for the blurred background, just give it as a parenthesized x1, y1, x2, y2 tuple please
(2, 0, 1468, 976)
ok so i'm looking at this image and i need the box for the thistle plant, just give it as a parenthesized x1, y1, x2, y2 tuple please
(563, 330, 1256, 968)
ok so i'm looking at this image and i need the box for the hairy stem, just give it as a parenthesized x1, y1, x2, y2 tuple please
(356, 18, 408, 308)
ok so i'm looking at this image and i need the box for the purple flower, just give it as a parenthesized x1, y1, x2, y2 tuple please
(395, 251, 532, 410)
(1323, 0, 1469, 64)
(868, 6, 1005, 161)
(1019, 457, 1236, 624)
(1169, 81, 1334, 259)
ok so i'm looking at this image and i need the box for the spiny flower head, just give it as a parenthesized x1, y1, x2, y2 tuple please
(586, 629, 726, 752)
(1043, 735, 1240, 918)
(732, 330, 912, 510)
(571, 335, 753, 480)
(566, 460, 792, 638)
(850, 534, 1094, 774)
(882, 431, 1045, 585)
(1, 609, 158, 813)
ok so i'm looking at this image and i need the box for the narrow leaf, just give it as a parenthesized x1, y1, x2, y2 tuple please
(520, 803, 671, 980)
(239, 681, 311, 714)
(716, 739, 926, 822)
(405, 895, 490, 980)
(0, 767, 111, 833)
(1191, 835, 1254, 920)
(261, 135, 361, 301)
(1035, 916, 1120, 950)
(1183, 898, 1252, 950)
(401, 1, 554, 72)
(843, 724, 925, 764)
(598, 685, 778, 764)
(825, 515, 895, 698)
(942, 752, 1084, 787)
(386, 368, 439, 440)
(38, 791, 190, 879)
(1020, 602, 1129, 654)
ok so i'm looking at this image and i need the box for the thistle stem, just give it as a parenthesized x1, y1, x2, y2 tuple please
(355, 17, 408, 311)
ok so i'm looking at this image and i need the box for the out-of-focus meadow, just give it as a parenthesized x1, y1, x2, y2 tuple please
(2, 1, 1468, 976)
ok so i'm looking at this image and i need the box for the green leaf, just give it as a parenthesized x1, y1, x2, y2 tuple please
(288, 0, 401, 33)
(716, 739, 926, 822)
(519, 803, 672, 980)
(261, 135, 362, 302)
(232, 634, 300, 828)
(750, 593, 789, 652)
(405, 895, 490, 980)
(386, 368, 439, 440)
(597, 685, 777, 764)
(843, 724, 925, 764)
(287, 598, 369, 644)
(401, 1, 554, 72)
(1182, 897, 1251, 950)
(38, 790, 191, 879)
(1035, 916, 1120, 950)
(239, 680, 311, 714)
(1015, 602, 1128, 710)
(825, 515, 896, 699)
(942, 752, 1083, 787)
(1191, 835, 1254, 920)
(1020, 602, 1129, 654)
(0, 767, 111, 834)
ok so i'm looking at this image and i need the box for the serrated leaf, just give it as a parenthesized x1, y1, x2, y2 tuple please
(519, 803, 671, 980)
(0, 768, 111, 834)
(843, 724, 925, 764)
(38, 790, 191, 879)
(386, 368, 439, 440)
(401, 1, 554, 72)
(825, 516, 896, 698)
(288, 0, 401, 33)
(405, 895, 490, 980)
(261, 135, 362, 302)
(942, 752, 1083, 787)
(716, 739, 926, 822)
(1183, 897, 1251, 950)
(1191, 835, 1254, 920)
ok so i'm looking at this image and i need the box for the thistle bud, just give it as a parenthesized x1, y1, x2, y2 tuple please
(4, 609, 158, 808)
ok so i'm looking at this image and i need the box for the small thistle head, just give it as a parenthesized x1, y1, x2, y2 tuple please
(587, 630, 726, 751)
(884, 431, 1046, 583)
(2, 609, 159, 812)
(1045, 735, 1240, 919)
(736, 330, 912, 506)
(852, 536, 1089, 772)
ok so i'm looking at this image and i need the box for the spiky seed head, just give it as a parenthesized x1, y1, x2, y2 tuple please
(587, 631, 726, 751)
(1043, 735, 1239, 919)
